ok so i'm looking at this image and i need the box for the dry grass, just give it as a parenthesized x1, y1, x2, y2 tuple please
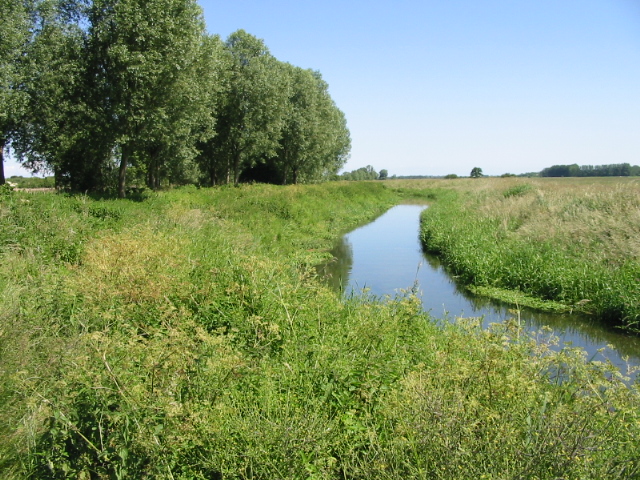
(412, 176, 640, 324)
(392, 176, 640, 263)
(72, 227, 189, 306)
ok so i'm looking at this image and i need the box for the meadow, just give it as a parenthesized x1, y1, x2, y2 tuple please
(1, 181, 639, 479)
(389, 177, 640, 331)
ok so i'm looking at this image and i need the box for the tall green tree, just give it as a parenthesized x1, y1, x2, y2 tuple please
(193, 34, 231, 186)
(211, 30, 289, 185)
(274, 66, 350, 184)
(86, 0, 206, 197)
(0, 0, 32, 184)
(11, 0, 99, 190)
(470, 167, 483, 178)
(312, 78, 351, 181)
(341, 165, 377, 181)
(274, 64, 318, 184)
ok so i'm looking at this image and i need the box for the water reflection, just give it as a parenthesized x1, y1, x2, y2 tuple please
(318, 204, 640, 373)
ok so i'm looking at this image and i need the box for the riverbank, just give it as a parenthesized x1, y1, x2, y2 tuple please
(1, 182, 639, 478)
(400, 177, 640, 332)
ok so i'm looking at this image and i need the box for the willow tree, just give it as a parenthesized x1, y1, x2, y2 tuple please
(86, 0, 206, 196)
(193, 33, 231, 186)
(247, 63, 350, 185)
(305, 71, 351, 182)
(209, 30, 289, 185)
(5, 0, 103, 190)
(0, 0, 32, 184)
(274, 64, 319, 184)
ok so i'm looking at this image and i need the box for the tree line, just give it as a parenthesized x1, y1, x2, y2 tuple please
(1, 0, 351, 196)
(540, 163, 640, 178)
(339, 165, 388, 181)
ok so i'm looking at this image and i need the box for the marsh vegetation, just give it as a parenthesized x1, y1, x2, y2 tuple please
(401, 177, 640, 331)
(1, 180, 639, 478)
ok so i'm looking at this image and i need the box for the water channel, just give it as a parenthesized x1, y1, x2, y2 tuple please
(319, 204, 640, 375)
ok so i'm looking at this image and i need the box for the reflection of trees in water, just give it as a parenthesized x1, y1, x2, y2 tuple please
(316, 236, 353, 293)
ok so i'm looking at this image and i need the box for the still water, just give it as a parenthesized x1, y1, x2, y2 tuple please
(319, 204, 640, 374)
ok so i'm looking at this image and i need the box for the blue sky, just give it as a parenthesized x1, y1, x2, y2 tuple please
(6, 0, 640, 177)
(199, 0, 640, 177)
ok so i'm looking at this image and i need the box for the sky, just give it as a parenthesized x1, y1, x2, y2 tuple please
(6, 0, 640, 178)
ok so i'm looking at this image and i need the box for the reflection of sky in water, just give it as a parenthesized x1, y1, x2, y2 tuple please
(320, 204, 640, 375)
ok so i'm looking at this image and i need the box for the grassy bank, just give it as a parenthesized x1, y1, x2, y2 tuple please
(400, 177, 640, 331)
(1, 182, 640, 478)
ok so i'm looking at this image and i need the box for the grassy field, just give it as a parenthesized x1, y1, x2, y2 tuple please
(1, 181, 640, 479)
(386, 177, 640, 331)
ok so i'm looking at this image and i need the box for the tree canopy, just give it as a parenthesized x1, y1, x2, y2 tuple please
(3, 1, 351, 193)
(540, 163, 633, 178)
(0, 0, 32, 184)
(470, 167, 483, 178)
(340, 165, 379, 181)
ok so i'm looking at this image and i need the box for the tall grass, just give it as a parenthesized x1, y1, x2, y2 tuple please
(1, 181, 640, 478)
(410, 177, 640, 330)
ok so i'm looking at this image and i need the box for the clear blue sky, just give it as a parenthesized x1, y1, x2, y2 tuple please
(6, 0, 640, 177)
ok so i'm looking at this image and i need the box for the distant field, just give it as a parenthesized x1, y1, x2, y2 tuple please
(5, 175, 55, 189)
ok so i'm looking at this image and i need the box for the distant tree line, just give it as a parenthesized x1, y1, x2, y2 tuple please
(4, 175, 54, 189)
(340, 165, 384, 181)
(540, 163, 640, 178)
(1, 0, 350, 196)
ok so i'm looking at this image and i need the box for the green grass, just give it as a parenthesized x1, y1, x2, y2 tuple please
(414, 177, 640, 331)
(1, 182, 640, 478)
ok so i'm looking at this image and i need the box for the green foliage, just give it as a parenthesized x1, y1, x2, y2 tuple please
(444, 173, 459, 179)
(503, 183, 532, 198)
(272, 65, 350, 184)
(86, 0, 208, 197)
(204, 30, 289, 186)
(6, 176, 55, 188)
(0, 184, 14, 197)
(2, 184, 639, 478)
(541, 163, 636, 177)
(341, 165, 379, 181)
(11, 3, 350, 193)
(470, 166, 483, 178)
(0, 0, 32, 184)
(419, 180, 640, 329)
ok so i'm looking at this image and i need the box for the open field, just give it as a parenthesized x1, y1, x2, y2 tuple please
(385, 177, 640, 331)
(1, 182, 640, 478)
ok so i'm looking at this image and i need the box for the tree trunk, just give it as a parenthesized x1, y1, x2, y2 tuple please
(281, 147, 289, 185)
(0, 138, 6, 185)
(147, 157, 156, 190)
(209, 166, 216, 187)
(233, 152, 241, 185)
(118, 145, 130, 198)
(155, 163, 160, 189)
(147, 147, 162, 190)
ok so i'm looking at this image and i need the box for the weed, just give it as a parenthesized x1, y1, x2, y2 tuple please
(1, 183, 639, 478)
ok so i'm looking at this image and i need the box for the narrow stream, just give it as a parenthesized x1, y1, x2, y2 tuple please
(319, 204, 640, 374)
